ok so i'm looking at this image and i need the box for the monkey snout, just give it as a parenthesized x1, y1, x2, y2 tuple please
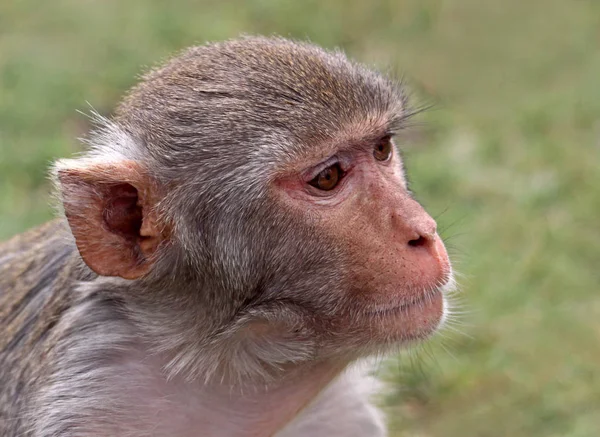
(409, 235, 452, 286)
(388, 195, 438, 246)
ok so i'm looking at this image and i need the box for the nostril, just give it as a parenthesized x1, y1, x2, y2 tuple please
(408, 236, 427, 247)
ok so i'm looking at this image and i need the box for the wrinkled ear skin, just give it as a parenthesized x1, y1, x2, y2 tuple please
(57, 161, 164, 280)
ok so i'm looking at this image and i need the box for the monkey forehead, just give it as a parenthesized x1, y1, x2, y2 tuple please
(115, 37, 408, 160)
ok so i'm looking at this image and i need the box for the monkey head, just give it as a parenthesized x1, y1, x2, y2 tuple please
(55, 37, 454, 382)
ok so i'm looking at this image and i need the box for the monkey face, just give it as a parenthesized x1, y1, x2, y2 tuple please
(272, 132, 453, 353)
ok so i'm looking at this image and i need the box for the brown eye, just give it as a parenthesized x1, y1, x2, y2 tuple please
(374, 136, 393, 161)
(309, 164, 342, 191)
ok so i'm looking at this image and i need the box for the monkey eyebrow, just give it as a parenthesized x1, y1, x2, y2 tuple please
(291, 126, 398, 175)
(342, 131, 394, 152)
(386, 117, 409, 135)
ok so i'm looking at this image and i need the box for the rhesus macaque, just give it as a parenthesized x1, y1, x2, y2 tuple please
(0, 37, 454, 437)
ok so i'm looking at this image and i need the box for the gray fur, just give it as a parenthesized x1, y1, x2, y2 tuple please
(0, 36, 418, 436)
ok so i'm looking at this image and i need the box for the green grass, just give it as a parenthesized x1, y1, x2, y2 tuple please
(1, 1, 598, 435)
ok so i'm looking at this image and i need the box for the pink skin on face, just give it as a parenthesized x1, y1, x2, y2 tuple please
(277, 137, 451, 341)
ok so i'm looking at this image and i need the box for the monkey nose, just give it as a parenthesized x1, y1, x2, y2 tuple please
(406, 218, 451, 279)
(407, 217, 437, 249)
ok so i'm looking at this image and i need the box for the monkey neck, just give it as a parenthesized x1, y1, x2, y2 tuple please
(87, 279, 352, 435)
(119, 348, 350, 437)
(83, 291, 350, 436)
(202, 360, 349, 436)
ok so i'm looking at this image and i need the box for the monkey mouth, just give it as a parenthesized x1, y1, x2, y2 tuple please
(369, 289, 443, 317)
(372, 291, 445, 342)
(361, 274, 456, 342)
(369, 273, 455, 316)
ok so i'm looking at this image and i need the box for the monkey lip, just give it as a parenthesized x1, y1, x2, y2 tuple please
(366, 290, 445, 342)
(361, 274, 455, 341)
(369, 289, 443, 317)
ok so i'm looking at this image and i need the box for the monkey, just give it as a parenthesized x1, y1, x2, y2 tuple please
(0, 36, 454, 437)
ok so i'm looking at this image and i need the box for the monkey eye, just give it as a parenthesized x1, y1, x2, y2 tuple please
(308, 163, 343, 191)
(374, 136, 393, 161)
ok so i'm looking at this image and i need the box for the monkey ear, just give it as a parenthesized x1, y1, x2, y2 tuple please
(55, 159, 165, 279)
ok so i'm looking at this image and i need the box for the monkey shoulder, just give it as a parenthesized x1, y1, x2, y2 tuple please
(0, 219, 90, 355)
(0, 219, 99, 436)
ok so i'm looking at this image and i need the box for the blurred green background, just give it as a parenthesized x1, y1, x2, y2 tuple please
(1, 1, 598, 435)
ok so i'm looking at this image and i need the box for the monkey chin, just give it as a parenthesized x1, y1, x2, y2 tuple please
(381, 290, 444, 341)
(364, 280, 452, 346)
